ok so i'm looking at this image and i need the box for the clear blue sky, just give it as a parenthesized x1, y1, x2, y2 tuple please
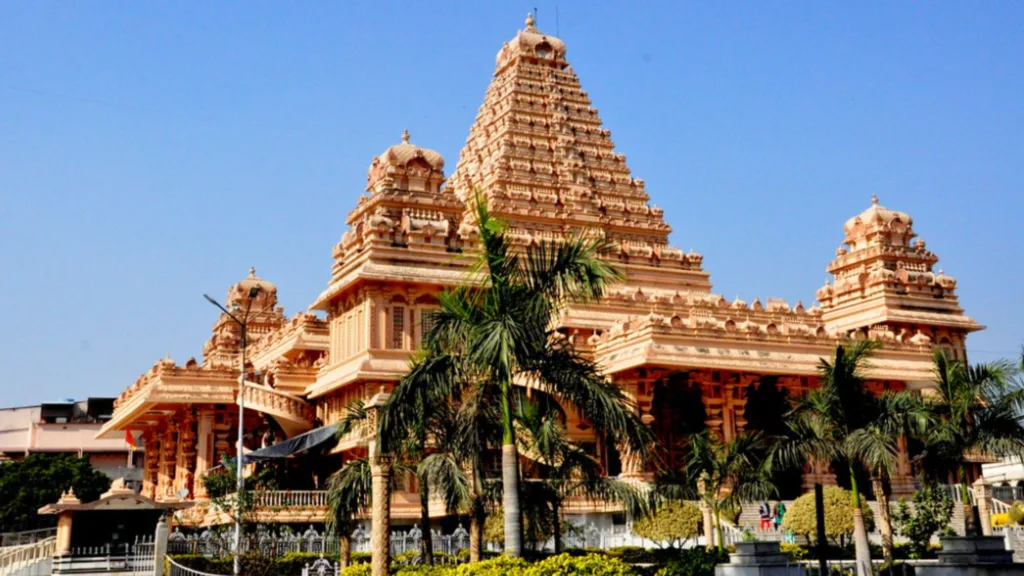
(1, 2, 1021, 406)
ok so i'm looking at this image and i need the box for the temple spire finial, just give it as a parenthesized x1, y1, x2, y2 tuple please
(402, 129, 410, 144)
(871, 194, 879, 206)
(525, 11, 536, 30)
(249, 266, 256, 277)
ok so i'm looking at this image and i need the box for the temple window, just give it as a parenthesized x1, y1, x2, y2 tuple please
(391, 306, 405, 349)
(418, 308, 440, 348)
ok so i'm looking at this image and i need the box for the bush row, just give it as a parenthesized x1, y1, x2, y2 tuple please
(170, 549, 731, 576)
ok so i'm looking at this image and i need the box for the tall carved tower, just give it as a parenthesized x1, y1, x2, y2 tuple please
(450, 14, 709, 293)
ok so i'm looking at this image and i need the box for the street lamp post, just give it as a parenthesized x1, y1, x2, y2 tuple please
(204, 285, 260, 576)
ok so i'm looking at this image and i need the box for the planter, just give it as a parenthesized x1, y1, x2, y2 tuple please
(715, 541, 805, 576)
(914, 536, 1022, 576)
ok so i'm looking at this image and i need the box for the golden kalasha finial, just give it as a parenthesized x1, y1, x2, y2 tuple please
(249, 266, 256, 277)
(871, 194, 879, 205)
(525, 12, 535, 29)
(402, 129, 410, 144)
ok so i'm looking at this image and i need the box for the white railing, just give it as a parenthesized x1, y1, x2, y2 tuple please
(216, 490, 329, 509)
(254, 490, 328, 508)
(55, 536, 155, 576)
(0, 537, 55, 576)
(993, 498, 1012, 515)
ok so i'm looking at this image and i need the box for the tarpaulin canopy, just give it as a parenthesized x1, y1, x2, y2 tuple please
(238, 423, 339, 466)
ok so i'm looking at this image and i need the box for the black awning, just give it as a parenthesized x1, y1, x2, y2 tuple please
(239, 424, 339, 466)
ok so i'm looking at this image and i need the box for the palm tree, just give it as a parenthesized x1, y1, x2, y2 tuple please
(384, 197, 655, 557)
(518, 395, 651, 553)
(657, 430, 775, 551)
(326, 400, 372, 568)
(847, 392, 930, 566)
(326, 400, 414, 567)
(773, 341, 881, 576)
(917, 350, 1024, 535)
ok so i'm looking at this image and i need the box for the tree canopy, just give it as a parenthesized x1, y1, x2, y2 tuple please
(781, 486, 874, 544)
(0, 454, 110, 532)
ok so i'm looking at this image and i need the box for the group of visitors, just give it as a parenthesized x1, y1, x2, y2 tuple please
(758, 501, 786, 531)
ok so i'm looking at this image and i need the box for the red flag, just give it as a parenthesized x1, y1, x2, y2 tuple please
(125, 429, 137, 449)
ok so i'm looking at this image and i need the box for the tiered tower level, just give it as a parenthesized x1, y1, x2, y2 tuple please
(98, 16, 981, 523)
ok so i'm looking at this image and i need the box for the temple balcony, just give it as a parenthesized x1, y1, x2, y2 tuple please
(248, 313, 329, 372)
(240, 383, 315, 439)
(306, 349, 411, 399)
(98, 360, 238, 439)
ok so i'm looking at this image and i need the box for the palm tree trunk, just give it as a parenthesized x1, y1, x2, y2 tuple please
(552, 499, 562, 554)
(848, 463, 872, 576)
(501, 388, 523, 557)
(419, 473, 433, 565)
(701, 501, 714, 551)
(872, 474, 893, 567)
(960, 466, 978, 536)
(339, 534, 351, 568)
(370, 455, 392, 576)
(814, 483, 828, 576)
(714, 508, 724, 553)
(469, 458, 484, 562)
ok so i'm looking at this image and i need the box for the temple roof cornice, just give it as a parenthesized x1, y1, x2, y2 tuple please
(594, 317, 938, 382)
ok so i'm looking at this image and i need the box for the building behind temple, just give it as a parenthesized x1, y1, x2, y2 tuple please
(96, 15, 982, 529)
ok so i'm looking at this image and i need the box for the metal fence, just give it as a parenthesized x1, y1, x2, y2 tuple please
(169, 524, 472, 560)
(0, 528, 57, 549)
(54, 536, 155, 576)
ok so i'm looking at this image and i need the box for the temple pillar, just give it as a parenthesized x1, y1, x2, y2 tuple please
(157, 425, 177, 500)
(974, 478, 994, 536)
(142, 431, 159, 500)
(56, 511, 73, 555)
(174, 410, 197, 498)
(802, 458, 837, 492)
(618, 376, 652, 481)
(890, 437, 917, 496)
(194, 408, 215, 499)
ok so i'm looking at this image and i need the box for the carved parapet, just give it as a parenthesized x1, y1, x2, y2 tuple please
(240, 384, 314, 438)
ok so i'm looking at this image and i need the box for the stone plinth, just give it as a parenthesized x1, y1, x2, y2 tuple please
(715, 542, 805, 576)
(915, 537, 1023, 576)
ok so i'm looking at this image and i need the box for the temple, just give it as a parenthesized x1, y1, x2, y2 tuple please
(96, 15, 981, 528)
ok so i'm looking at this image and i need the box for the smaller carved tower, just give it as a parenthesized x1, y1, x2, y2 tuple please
(816, 196, 980, 360)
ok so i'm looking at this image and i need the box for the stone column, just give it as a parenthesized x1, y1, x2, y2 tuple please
(617, 378, 652, 481)
(974, 477, 994, 536)
(153, 516, 169, 576)
(802, 458, 837, 492)
(56, 511, 74, 555)
(194, 409, 215, 499)
(157, 426, 177, 500)
(366, 390, 392, 576)
(890, 437, 917, 496)
(142, 431, 159, 500)
(174, 410, 197, 498)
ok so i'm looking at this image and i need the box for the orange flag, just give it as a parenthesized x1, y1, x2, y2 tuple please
(125, 429, 137, 450)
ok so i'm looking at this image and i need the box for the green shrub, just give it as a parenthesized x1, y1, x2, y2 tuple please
(779, 543, 808, 561)
(525, 554, 635, 576)
(341, 564, 373, 576)
(892, 485, 955, 558)
(454, 555, 530, 576)
(781, 486, 874, 544)
(653, 548, 729, 576)
(632, 501, 702, 548)
(1009, 501, 1024, 525)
